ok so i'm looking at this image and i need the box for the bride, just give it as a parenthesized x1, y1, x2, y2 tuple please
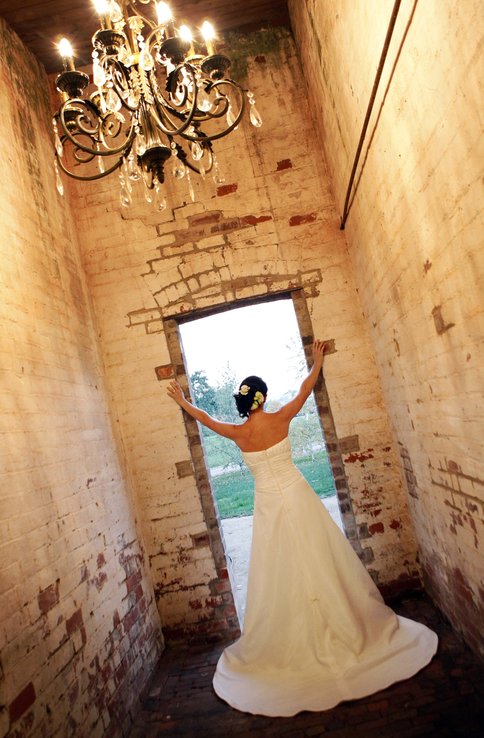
(167, 340, 438, 717)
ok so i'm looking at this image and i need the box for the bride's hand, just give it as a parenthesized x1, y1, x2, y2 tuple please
(312, 339, 327, 366)
(167, 380, 185, 405)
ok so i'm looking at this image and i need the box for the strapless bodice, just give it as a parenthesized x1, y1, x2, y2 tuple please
(242, 437, 302, 492)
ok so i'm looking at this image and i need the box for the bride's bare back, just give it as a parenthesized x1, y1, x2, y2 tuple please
(167, 340, 327, 451)
(233, 408, 292, 452)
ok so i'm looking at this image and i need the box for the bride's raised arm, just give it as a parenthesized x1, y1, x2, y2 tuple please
(167, 379, 241, 441)
(276, 339, 327, 422)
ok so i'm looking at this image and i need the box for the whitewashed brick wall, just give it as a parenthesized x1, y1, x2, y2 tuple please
(0, 19, 161, 738)
(289, 0, 483, 656)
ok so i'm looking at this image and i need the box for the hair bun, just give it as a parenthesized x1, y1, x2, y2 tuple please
(234, 376, 268, 418)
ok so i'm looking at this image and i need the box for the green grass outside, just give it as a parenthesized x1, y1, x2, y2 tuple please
(212, 455, 336, 519)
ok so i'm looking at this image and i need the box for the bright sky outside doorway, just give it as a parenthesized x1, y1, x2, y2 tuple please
(179, 298, 306, 400)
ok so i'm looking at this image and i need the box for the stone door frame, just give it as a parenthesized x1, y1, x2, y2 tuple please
(164, 288, 361, 632)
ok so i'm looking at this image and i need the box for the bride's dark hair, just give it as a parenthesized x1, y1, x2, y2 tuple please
(234, 375, 268, 418)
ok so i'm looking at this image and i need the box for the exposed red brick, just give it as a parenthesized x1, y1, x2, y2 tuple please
(240, 214, 273, 226)
(189, 598, 203, 610)
(38, 580, 59, 614)
(221, 604, 237, 618)
(452, 567, 476, 606)
(369, 522, 385, 535)
(254, 55, 266, 63)
(101, 663, 112, 683)
(123, 605, 139, 634)
(9, 682, 36, 723)
(91, 571, 108, 591)
(133, 583, 144, 603)
(344, 451, 375, 463)
(210, 218, 240, 233)
(189, 211, 221, 226)
(390, 519, 403, 530)
(175, 460, 193, 478)
(68, 680, 79, 708)
(216, 183, 238, 197)
(114, 660, 127, 688)
(276, 158, 293, 171)
(126, 570, 142, 593)
(155, 364, 174, 380)
(66, 608, 83, 636)
(97, 553, 106, 569)
(205, 596, 222, 609)
(432, 305, 455, 334)
(191, 531, 210, 548)
(447, 459, 461, 473)
(289, 212, 317, 226)
(210, 579, 232, 594)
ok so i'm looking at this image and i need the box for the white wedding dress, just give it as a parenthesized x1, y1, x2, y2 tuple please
(213, 437, 438, 717)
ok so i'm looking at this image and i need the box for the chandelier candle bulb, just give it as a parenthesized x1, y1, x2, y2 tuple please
(179, 25, 195, 57)
(58, 38, 75, 71)
(201, 21, 216, 55)
(157, 2, 175, 38)
(93, 0, 111, 30)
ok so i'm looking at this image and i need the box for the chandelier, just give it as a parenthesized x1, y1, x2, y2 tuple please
(53, 0, 262, 209)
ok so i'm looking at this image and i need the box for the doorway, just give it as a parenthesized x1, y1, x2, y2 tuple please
(177, 295, 343, 622)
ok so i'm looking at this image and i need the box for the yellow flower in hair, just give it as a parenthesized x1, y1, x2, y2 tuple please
(239, 385, 250, 396)
(251, 390, 265, 410)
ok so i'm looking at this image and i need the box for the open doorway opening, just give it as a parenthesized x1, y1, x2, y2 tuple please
(178, 296, 343, 622)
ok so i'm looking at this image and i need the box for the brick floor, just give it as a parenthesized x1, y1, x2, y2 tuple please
(129, 593, 484, 737)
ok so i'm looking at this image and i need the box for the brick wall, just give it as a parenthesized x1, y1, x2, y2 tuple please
(0, 19, 162, 738)
(70, 30, 421, 640)
(289, 0, 483, 656)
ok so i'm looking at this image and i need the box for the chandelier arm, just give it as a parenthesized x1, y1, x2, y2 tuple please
(125, 3, 157, 31)
(98, 116, 129, 151)
(148, 69, 199, 137)
(151, 96, 198, 137)
(180, 93, 246, 143)
(55, 151, 124, 181)
(107, 60, 141, 113)
(175, 80, 246, 142)
(144, 24, 166, 50)
(57, 99, 136, 157)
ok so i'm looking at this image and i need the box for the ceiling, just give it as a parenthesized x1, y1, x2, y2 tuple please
(0, 0, 290, 73)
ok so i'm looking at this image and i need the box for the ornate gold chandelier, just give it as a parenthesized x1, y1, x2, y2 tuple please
(53, 0, 262, 209)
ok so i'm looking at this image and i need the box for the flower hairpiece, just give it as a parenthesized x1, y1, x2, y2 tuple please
(251, 390, 265, 410)
(239, 385, 250, 396)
